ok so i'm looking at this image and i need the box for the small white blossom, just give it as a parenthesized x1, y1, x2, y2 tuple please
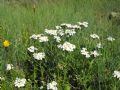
(30, 34, 38, 40)
(57, 29, 64, 36)
(45, 29, 57, 36)
(58, 42, 76, 52)
(65, 29, 76, 36)
(107, 36, 115, 41)
(39, 36, 49, 42)
(113, 71, 120, 80)
(78, 22, 88, 27)
(61, 23, 72, 28)
(90, 34, 100, 39)
(27, 46, 38, 53)
(55, 26, 62, 30)
(0, 76, 5, 81)
(33, 52, 45, 60)
(14, 78, 26, 88)
(47, 81, 57, 90)
(96, 43, 102, 49)
(54, 36, 61, 43)
(6, 64, 13, 71)
(81, 48, 90, 58)
(90, 50, 100, 57)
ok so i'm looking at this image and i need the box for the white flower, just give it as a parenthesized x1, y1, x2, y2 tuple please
(39, 35, 49, 42)
(61, 23, 72, 28)
(57, 42, 76, 52)
(65, 29, 76, 36)
(30, 34, 38, 40)
(33, 52, 45, 60)
(81, 48, 90, 58)
(6, 64, 13, 71)
(0, 76, 5, 81)
(47, 81, 57, 90)
(14, 78, 26, 88)
(27, 46, 38, 53)
(55, 26, 62, 30)
(54, 36, 61, 43)
(107, 36, 115, 41)
(57, 29, 64, 36)
(71, 25, 81, 29)
(90, 50, 100, 57)
(78, 22, 88, 27)
(113, 71, 120, 80)
(90, 34, 100, 39)
(96, 43, 102, 49)
(45, 29, 57, 36)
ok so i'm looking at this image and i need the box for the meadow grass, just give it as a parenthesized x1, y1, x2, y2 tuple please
(0, 0, 120, 90)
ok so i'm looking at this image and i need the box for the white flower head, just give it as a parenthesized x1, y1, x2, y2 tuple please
(30, 34, 38, 40)
(47, 81, 57, 90)
(45, 29, 57, 36)
(54, 36, 61, 43)
(55, 26, 62, 30)
(27, 46, 38, 53)
(65, 29, 76, 36)
(90, 34, 100, 39)
(78, 22, 88, 27)
(81, 48, 90, 58)
(33, 52, 45, 60)
(57, 29, 64, 36)
(90, 50, 100, 57)
(58, 42, 76, 52)
(39, 35, 49, 42)
(6, 64, 13, 71)
(96, 43, 102, 49)
(113, 70, 120, 80)
(14, 78, 26, 88)
(107, 36, 115, 41)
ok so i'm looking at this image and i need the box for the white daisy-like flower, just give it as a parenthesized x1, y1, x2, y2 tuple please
(96, 43, 102, 49)
(47, 81, 57, 90)
(81, 48, 90, 58)
(6, 64, 13, 71)
(27, 46, 38, 53)
(90, 50, 100, 57)
(39, 35, 49, 42)
(90, 34, 100, 39)
(65, 29, 76, 36)
(57, 42, 76, 52)
(78, 22, 88, 27)
(55, 26, 62, 30)
(107, 36, 115, 41)
(33, 52, 45, 60)
(45, 29, 57, 36)
(14, 78, 26, 88)
(113, 70, 120, 80)
(54, 36, 61, 43)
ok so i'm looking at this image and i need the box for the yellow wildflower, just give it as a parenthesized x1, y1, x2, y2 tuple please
(3, 40, 10, 48)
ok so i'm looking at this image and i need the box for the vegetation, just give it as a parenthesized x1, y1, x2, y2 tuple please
(0, 0, 120, 89)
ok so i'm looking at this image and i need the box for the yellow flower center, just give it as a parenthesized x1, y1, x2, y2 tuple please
(3, 40, 10, 48)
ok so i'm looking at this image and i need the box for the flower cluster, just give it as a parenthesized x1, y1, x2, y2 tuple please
(33, 52, 45, 60)
(6, 64, 14, 71)
(107, 36, 115, 41)
(47, 81, 57, 90)
(81, 48, 100, 58)
(113, 71, 120, 80)
(90, 34, 100, 39)
(14, 78, 26, 88)
(57, 42, 76, 52)
(27, 46, 38, 53)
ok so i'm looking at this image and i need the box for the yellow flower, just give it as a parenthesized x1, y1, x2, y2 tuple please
(3, 40, 10, 48)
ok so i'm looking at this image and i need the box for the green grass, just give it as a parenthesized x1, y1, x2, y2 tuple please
(0, 0, 120, 89)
